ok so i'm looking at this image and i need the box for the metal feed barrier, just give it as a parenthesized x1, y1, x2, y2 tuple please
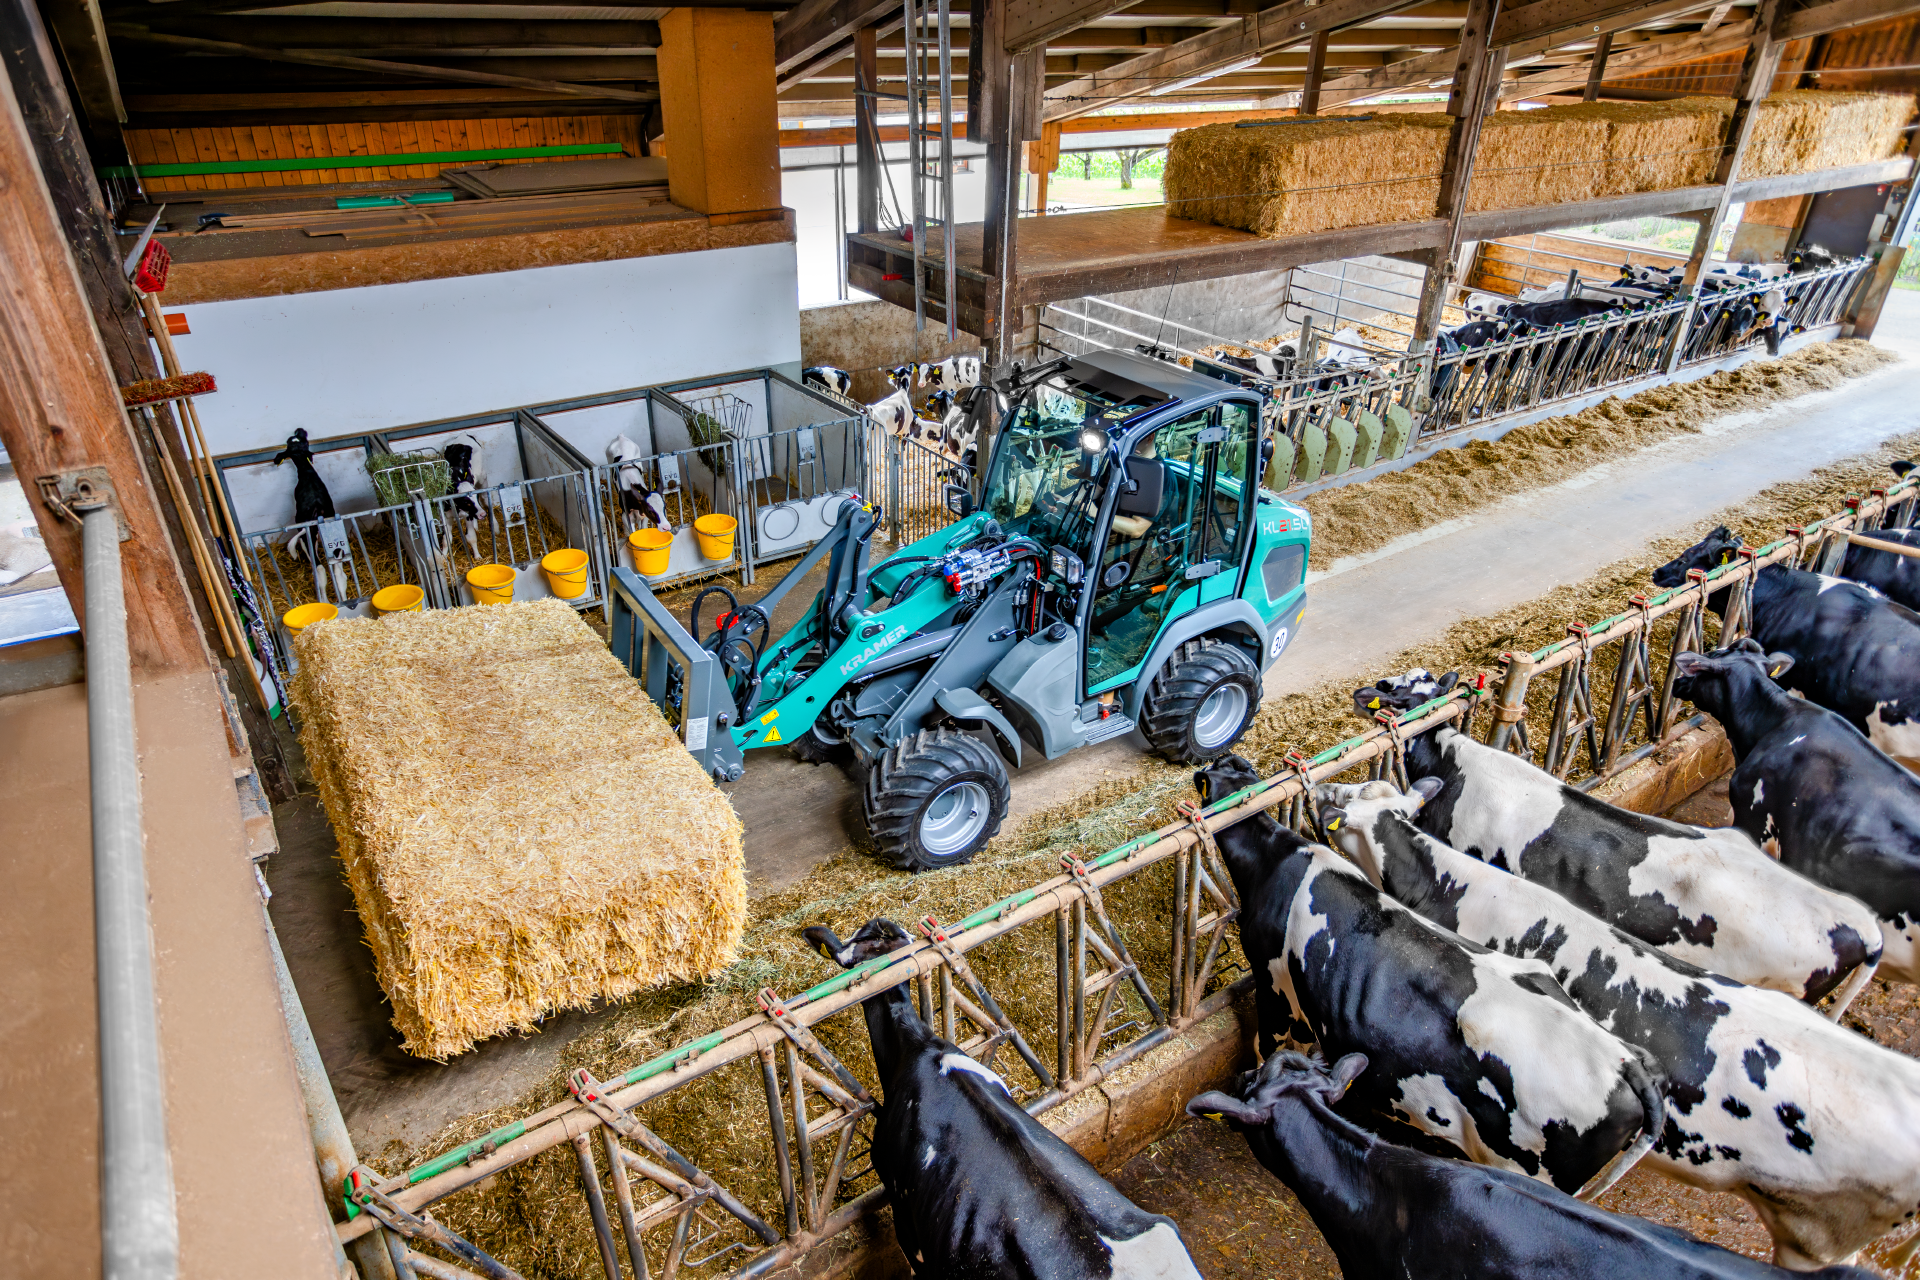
(326, 472, 1920, 1280)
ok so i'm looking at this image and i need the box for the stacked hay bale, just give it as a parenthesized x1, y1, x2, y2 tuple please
(1163, 115, 1449, 237)
(294, 598, 746, 1059)
(1162, 92, 1911, 236)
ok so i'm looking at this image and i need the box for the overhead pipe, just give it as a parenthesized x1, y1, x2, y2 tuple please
(82, 495, 180, 1279)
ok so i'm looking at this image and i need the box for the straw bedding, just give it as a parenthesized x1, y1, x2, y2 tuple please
(1163, 92, 1913, 237)
(294, 599, 746, 1059)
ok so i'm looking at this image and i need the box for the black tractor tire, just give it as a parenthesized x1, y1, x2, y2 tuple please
(863, 727, 1010, 871)
(1141, 637, 1262, 764)
(789, 724, 850, 765)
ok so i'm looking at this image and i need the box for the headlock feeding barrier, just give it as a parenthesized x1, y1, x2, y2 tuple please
(328, 469, 1920, 1279)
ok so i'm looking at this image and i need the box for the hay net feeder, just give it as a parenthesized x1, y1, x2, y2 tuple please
(334, 474, 1920, 1280)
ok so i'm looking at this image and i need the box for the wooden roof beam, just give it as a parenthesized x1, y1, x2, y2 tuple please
(1775, 0, 1920, 40)
(775, 0, 900, 80)
(122, 17, 663, 49)
(42, 0, 129, 144)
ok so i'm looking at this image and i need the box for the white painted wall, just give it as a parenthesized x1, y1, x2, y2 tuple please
(177, 241, 802, 455)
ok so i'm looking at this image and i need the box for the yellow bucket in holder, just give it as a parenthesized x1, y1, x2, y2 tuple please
(541, 548, 591, 600)
(371, 584, 424, 615)
(282, 601, 338, 632)
(694, 514, 737, 561)
(466, 563, 516, 605)
(629, 528, 673, 576)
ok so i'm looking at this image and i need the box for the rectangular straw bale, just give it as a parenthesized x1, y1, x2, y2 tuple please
(1744, 90, 1914, 178)
(1582, 98, 1729, 195)
(1163, 115, 1448, 237)
(1468, 106, 1607, 212)
(293, 598, 746, 1059)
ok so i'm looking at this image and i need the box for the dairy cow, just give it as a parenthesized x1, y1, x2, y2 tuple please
(1349, 683, 1883, 1006)
(800, 919, 1203, 1280)
(1674, 642, 1920, 986)
(1321, 782, 1920, 1268)
(1836, 523, 1920, 610)
(1189, 1052, 1884, 1280)
(1654, 527, 1920, 761)
(1196, 755, 1666, 1198)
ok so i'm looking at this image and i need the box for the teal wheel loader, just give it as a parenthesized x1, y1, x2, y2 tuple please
(611, 349, 1311, 870)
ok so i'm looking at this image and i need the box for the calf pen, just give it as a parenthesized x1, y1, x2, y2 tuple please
(327, 466, 1920, 1280)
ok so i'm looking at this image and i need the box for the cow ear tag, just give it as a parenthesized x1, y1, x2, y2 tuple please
(1367, 697, 1380, 709)
(1719, 550, 1733, 565)
(1325, 816, 1341, 831)
(1770, 664, 1785, 677)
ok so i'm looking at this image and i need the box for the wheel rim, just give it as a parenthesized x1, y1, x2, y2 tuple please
(921, 780, 991, 857)
(1194, 684, 1249, 749)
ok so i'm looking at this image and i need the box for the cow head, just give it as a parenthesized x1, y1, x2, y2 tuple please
(1186, 1050, 1368, 1128)
(443, 441, 477, 486)
(1651, 525, 1743, 588)
(1352, 668, 1458, 721)
(887, 366, 915, 391)
(1193, 753, 1264, 810)
(802, 917, 913, 970)
(1315, 778, 1442, 882)
(1893, 460, 1916, 481)
(1671, 640, 1794, 712)
(273, 427, 313, 466)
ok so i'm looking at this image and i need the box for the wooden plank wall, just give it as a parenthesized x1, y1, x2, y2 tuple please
(125, 114, 644, 192)
(1469, 231, 1690, 296)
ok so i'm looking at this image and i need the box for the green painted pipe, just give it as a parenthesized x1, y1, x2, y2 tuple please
(100, 141, 623, 180)
(335, 192, 459, 210)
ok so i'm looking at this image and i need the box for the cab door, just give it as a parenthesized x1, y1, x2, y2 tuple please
(1082, 401, 1259, 695)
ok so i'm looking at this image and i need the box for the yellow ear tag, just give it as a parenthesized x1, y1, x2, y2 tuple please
(1771, 665, 1785, 677)
(1368, 698, 1381, 709)
(1326, 817, 1341, 831)
(1719, 551, 1733, 565)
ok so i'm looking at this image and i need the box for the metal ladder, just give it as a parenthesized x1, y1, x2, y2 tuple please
(903, 0, 958, 341)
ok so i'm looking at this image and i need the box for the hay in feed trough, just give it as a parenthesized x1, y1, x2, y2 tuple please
(293, 599, 746, 1059)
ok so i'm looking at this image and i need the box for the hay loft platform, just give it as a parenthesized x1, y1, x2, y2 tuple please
(846, 155, 1913, 327)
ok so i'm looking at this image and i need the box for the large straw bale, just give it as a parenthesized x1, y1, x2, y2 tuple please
(1581, 98, 1730, 195)
(1744, 89, 1914, 178)
(1469, 106, 1608, 211)
(293, 599, 746, 1059)
(1163, 115, 1448, 237)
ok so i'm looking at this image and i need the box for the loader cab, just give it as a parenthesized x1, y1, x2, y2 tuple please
(980, 350, 1267, 706)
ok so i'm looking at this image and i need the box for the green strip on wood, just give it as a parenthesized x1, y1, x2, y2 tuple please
(99, 141, 622, 180)
(405, 1119, 528, 1186)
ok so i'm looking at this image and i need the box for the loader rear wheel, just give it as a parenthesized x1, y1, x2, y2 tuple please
(864, 727, 1009, 871)
(1141, 638, 1261, 764)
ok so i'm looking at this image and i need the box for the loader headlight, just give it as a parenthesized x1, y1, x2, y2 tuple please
(1079, 427, 1108, 454)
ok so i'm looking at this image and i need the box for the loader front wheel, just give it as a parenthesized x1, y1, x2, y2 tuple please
(1141, 638, 1261, 764)
(864, 727, 1009, 871)
(789, 725, 850, 765)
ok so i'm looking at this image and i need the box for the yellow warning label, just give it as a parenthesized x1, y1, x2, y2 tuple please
(761, 709, 779, 725)
(765, 727, 782, 743)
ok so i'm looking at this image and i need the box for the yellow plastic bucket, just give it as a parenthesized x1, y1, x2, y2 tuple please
(371, 583, 425, 615)
(628, 528, 673, 576)
(694, 513, 738, 561)
(466, 563, 516, 605)
(541, 548, 591, 600)
(282, 601, 338, 632)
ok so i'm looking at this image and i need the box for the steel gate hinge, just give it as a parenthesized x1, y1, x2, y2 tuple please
(36, 467, 130, 540)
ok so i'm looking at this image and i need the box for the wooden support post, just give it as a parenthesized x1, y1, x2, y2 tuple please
(984, 45, 1042, 373)
(1582, 30, 1611, 101)
(1666, 0, 1779, 371)
(855, 24, 881, 232)
(0, 50, 204, 675)
(1299, 30, 1329, 115)
(1410, 0, 1504, 351)
(1030, 120, 1060, 214)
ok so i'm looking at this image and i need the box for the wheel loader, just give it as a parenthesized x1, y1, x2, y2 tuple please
(614, 348, 1312, 869)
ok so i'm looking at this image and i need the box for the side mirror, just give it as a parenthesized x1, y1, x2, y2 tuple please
(943, 484, 975, 517)
(1118, 456, 1164, 517)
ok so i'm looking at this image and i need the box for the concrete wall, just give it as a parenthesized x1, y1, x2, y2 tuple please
(799, 298, 985, 405)
(177, 241, 802, 456)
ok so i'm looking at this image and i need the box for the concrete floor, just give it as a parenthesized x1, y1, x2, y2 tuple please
(284, 295, 1918, 1160)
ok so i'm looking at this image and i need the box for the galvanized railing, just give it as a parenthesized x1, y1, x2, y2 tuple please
(327, 464, 1920, 1280)
(871, 418, 972, 549)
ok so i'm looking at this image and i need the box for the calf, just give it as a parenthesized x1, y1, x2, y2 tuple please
(1346, 692, 1882, 1005)
(1674, 642, 1920, 985)
(915, 356, 982, 392)
(1188, 1052, 1882, 1280)
(273, 428, 347, 601)
(1322, 782, 1920, 1268)
(867, 367, 916, 438)
(800, 919, 1202, 1280)
(1653, 526, 1920, 761)
(606, 434, 669, 536)
(803, 365, 854, 398)
(1217, 348, 1289, 381)
(1197, 755, 1665, 1198)
(441, 439, 485, 561)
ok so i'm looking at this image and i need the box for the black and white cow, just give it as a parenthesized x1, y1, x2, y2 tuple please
(1499, 298, 1623, 328)
(441, 438, 485, 561)
(274, 428, 347, 601)
(1196, 755, 1666, 1199)
(1674, 642, 1920, 986)
(1321, 781, 1920, 1268)
(606, 434, 669, 536)
(1188, 1052, 1883, 1280)
(1836, 524, 1920, 610)
(1653, 527, 1920, 762)
(1344, 695, 1883, 1007)
(803, 365, 854, 398)
(1217, 348, 1290, 381)
(868, 367, 916, 438)
(800, 919, 1203, 1280)
(915, 356, 983, 393)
